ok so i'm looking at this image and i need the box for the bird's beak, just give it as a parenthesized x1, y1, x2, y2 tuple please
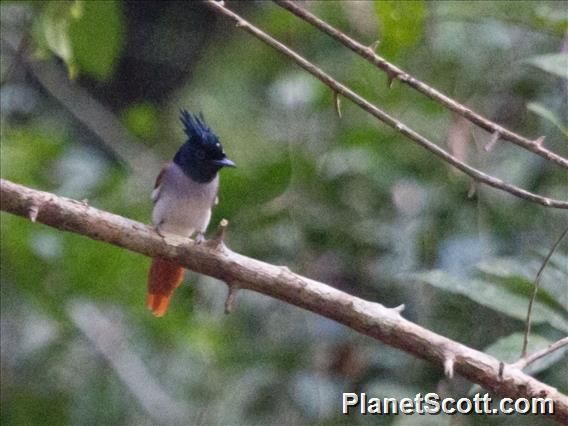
(213, 157, 236, 168)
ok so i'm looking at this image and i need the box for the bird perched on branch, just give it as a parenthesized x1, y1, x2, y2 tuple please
(147, 110, 235, 316)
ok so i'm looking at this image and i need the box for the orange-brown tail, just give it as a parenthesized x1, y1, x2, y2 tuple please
(147, 258, 185, 317)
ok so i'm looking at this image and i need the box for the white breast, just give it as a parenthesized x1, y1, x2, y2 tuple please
(152, 163, 219, 237)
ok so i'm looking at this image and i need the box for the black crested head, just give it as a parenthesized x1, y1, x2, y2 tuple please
(174, 109, 235, 183)
(180, 109, 214, 145)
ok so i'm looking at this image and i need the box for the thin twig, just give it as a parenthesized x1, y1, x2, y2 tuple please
(2, 178, 568, 423)
(521, 227, 568, 357)
(515, 337, 568, 371)
(204, 0, 568, 209)
(274, 0, 568, 170)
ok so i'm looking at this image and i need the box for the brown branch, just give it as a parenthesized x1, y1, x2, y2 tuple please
(521, 227, 568, 357)
(204, 0, 568, 209)
(2, 178, 567, 423)
(274, 0, 568, 170)
(514, 337, 568, 371)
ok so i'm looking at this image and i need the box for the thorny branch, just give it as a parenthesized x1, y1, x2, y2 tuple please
(274, 0, 568, 169)
(205, 0, 568, 209)
(2, 178, 568, 423)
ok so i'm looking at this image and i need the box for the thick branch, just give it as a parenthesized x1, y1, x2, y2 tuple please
(204, 0, 568, 209)
(275, 0, 568, 170)
(1, 178, 567, 423)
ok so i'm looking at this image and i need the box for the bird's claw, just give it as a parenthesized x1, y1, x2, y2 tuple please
(155, 223, 165, 238)
(195, 233, 205, 245)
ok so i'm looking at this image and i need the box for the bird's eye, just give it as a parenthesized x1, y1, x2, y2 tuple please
(196, 149, 205, 160)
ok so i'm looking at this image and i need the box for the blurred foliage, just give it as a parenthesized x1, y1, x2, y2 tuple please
(34, 0, 124, 80)
(410, 253, 568, 342)
(528, 101, 568, 138)
(122, 102, 160, 141)
(374, 0, 426, 58)
(527, 53, 568, 79)
(1, 1, 567, 425)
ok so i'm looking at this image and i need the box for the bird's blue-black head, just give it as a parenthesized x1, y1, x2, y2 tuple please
(174, 110, 236, 183)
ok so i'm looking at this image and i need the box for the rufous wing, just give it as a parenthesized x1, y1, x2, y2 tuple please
(151, 162, 170, 203)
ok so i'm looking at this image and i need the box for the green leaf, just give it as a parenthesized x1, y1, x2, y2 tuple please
(527, 102, 568, 139)
(483, 333, 566, 376)
(526, 53, 568, 79)
(374, 0, 426, 58)
(545, 251, 568, 275)
(69, 0, 124, 81)
(410, 270, 568, 332)
(41, 1, 76, 77)
(477, 257, 568, 316)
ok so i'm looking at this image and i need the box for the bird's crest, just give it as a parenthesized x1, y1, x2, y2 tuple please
(179, 109, 215, 144)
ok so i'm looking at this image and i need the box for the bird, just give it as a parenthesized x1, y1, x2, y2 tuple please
(147, 110, 235, 317)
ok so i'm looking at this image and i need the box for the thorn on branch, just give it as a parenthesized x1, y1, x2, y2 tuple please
(443, 356, 455, 379)
(368, 40, 380, 53)
(28, 204, 40, 222)
(392, 304, 405, 314)
(333, 91, 342, 118)
(225, 283, 240, 314)
(386, 70, 398, 89)
(214, 218, 229, 241)
(499, 361, 505, 380)
(484, 131, 500, 152)
(207, 219, 229, 250)
(211, 0, 568, 206)
(236, 19, 245, 28)
(534, 136, 545, 147)
(467, 181, 476, 199)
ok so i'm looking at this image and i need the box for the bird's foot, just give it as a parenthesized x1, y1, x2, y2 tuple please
(155, 223, 166, 238)
(155, 225, 184, 247)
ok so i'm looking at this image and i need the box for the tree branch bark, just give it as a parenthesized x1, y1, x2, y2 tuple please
(2, 178, 567, 422)
(204, 0, 568, 209)
(274, 0, 568, 170)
